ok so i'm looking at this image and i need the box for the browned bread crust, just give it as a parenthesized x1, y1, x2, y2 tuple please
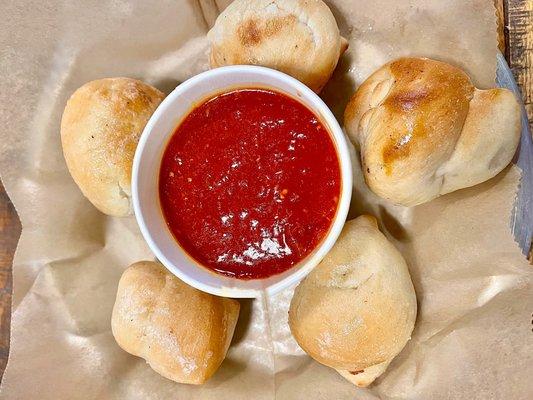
(345, 58, 521, 206)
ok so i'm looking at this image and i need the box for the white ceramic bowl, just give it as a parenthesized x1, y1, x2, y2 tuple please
(132, 65, 352, 298)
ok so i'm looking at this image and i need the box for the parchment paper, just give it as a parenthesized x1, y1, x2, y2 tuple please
(0, 1, 531, 399)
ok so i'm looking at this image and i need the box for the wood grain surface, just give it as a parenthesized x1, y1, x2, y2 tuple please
(0, 181, 20, 380)
(506, 0, 533, 125)
(0, 0, 531, 382)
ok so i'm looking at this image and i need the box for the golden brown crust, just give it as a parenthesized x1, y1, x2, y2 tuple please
(60, 78, 164, 216)
(208, 0, 347, 93)
(344, 58, 521, 206)
(288, 215, 417, 379)
(379, 60, 473, 176)
(111, 261, 240, 385)
(237, 15, 298, 47)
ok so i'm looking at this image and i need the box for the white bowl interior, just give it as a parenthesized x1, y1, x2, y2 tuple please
(133, 66, 352, 298)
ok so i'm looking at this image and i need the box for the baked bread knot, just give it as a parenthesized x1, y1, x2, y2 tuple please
(208, 0, 348, 93)
(345, 57, 521, 206)
(289, 215, 417, 387)
(61, 78, 164, 216)
(111, 261, 240, 384)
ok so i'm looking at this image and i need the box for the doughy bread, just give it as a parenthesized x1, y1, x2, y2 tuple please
(289, 215, 416, 386)
(61, 78, 164, 216)
(111, 261, 240, 384)
(208, 0, 348, 93)
(344, 57, 521, 206)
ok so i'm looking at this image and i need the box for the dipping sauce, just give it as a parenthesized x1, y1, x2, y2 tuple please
(159, 88, 341, 279)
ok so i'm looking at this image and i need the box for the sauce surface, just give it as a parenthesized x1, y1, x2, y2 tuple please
(159, 88, 340, 279)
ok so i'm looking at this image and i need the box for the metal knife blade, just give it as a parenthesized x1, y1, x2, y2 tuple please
(496, 52, 533, 259)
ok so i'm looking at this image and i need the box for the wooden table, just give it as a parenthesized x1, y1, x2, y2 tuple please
(0, 181, 19, 379)
(0, 0, 531, 381)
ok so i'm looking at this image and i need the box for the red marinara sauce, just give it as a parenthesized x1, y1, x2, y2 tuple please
(159, 88, 341, 279)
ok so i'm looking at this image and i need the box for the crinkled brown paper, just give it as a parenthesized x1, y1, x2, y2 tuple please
(0, 1, 531, 399)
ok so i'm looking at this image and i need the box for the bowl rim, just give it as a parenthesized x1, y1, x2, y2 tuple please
(132, 65, 352, 298)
